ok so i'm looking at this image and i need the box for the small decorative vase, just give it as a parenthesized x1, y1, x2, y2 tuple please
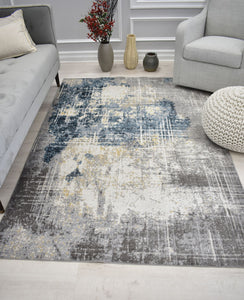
(124, 34, 138, 70)
(143, 52, 159, 72)
(98, 41, 114, 72)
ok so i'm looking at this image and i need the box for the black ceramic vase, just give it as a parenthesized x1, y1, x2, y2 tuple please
(143, 52, 159, 72)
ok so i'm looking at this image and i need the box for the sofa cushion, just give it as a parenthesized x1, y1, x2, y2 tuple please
(0, 44, 58, 159)
(183, 36, 244, 68)
(0, 10, 36, 60)
(205, 0, 244, 40)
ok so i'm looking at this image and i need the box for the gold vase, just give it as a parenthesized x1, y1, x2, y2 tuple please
(124, 34, 138, 70)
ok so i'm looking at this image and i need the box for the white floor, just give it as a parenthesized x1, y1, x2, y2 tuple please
(0, 62, 244, 300)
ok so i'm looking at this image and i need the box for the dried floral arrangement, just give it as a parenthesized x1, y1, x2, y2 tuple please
(80, 0, 118, 43)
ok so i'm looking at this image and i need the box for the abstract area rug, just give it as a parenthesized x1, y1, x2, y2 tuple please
(0, 77, 244, 267)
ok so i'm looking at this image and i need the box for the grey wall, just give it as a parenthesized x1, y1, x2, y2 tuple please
(1, 0, 11, 5)
(0, 0, 206, 61)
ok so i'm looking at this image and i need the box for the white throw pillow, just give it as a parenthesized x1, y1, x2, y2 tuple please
(0, 10, 36, 60)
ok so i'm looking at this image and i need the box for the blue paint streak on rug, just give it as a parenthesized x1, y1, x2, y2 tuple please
(44, 78, 190, 163)
(0, 77, 244, 267)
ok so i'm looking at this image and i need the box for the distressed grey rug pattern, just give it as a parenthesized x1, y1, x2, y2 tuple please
(0, 77, 243, 266)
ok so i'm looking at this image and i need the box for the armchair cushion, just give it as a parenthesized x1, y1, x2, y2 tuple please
(183, 36, 244, 69)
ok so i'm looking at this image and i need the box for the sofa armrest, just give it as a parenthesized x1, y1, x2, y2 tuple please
(0, 5, 57, 46)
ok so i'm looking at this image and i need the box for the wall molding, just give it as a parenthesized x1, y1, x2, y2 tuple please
(130, 0, 205, 9)
(130, 16, 187, 42)
(57, 38, 122, 45)
(59, 49, 174, 62)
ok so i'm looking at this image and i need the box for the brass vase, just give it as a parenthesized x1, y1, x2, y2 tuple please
(124, 34, 138, 70)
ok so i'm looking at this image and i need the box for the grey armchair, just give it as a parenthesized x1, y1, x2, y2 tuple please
(173, 0, 244, 92)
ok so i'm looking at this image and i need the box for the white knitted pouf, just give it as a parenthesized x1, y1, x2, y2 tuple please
(202, 86, 244, 153)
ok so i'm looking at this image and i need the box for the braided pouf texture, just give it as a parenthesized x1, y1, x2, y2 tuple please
(202, 86, 244, 153)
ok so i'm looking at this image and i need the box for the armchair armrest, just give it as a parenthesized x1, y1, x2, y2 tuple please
(175, 6, 207, 54)
(0, 5, 57, 46)
(173, 4, 208, 85)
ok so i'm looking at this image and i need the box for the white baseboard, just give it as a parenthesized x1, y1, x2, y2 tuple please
(59, 50, 175, 62)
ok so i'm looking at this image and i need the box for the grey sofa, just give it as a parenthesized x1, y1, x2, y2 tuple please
(173, 0, 244, 92)
(0, 5, 60, 200)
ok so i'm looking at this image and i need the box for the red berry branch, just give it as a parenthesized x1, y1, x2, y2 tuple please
(80, 0, 118, 43)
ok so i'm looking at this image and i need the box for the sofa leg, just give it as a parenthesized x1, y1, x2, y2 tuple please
(55, 73, 60, 87)
(0, 201, 4, 214)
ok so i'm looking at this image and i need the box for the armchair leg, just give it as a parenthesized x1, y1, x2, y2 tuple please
(0, 201, 4, 214)
(55, 73, 60, 87)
